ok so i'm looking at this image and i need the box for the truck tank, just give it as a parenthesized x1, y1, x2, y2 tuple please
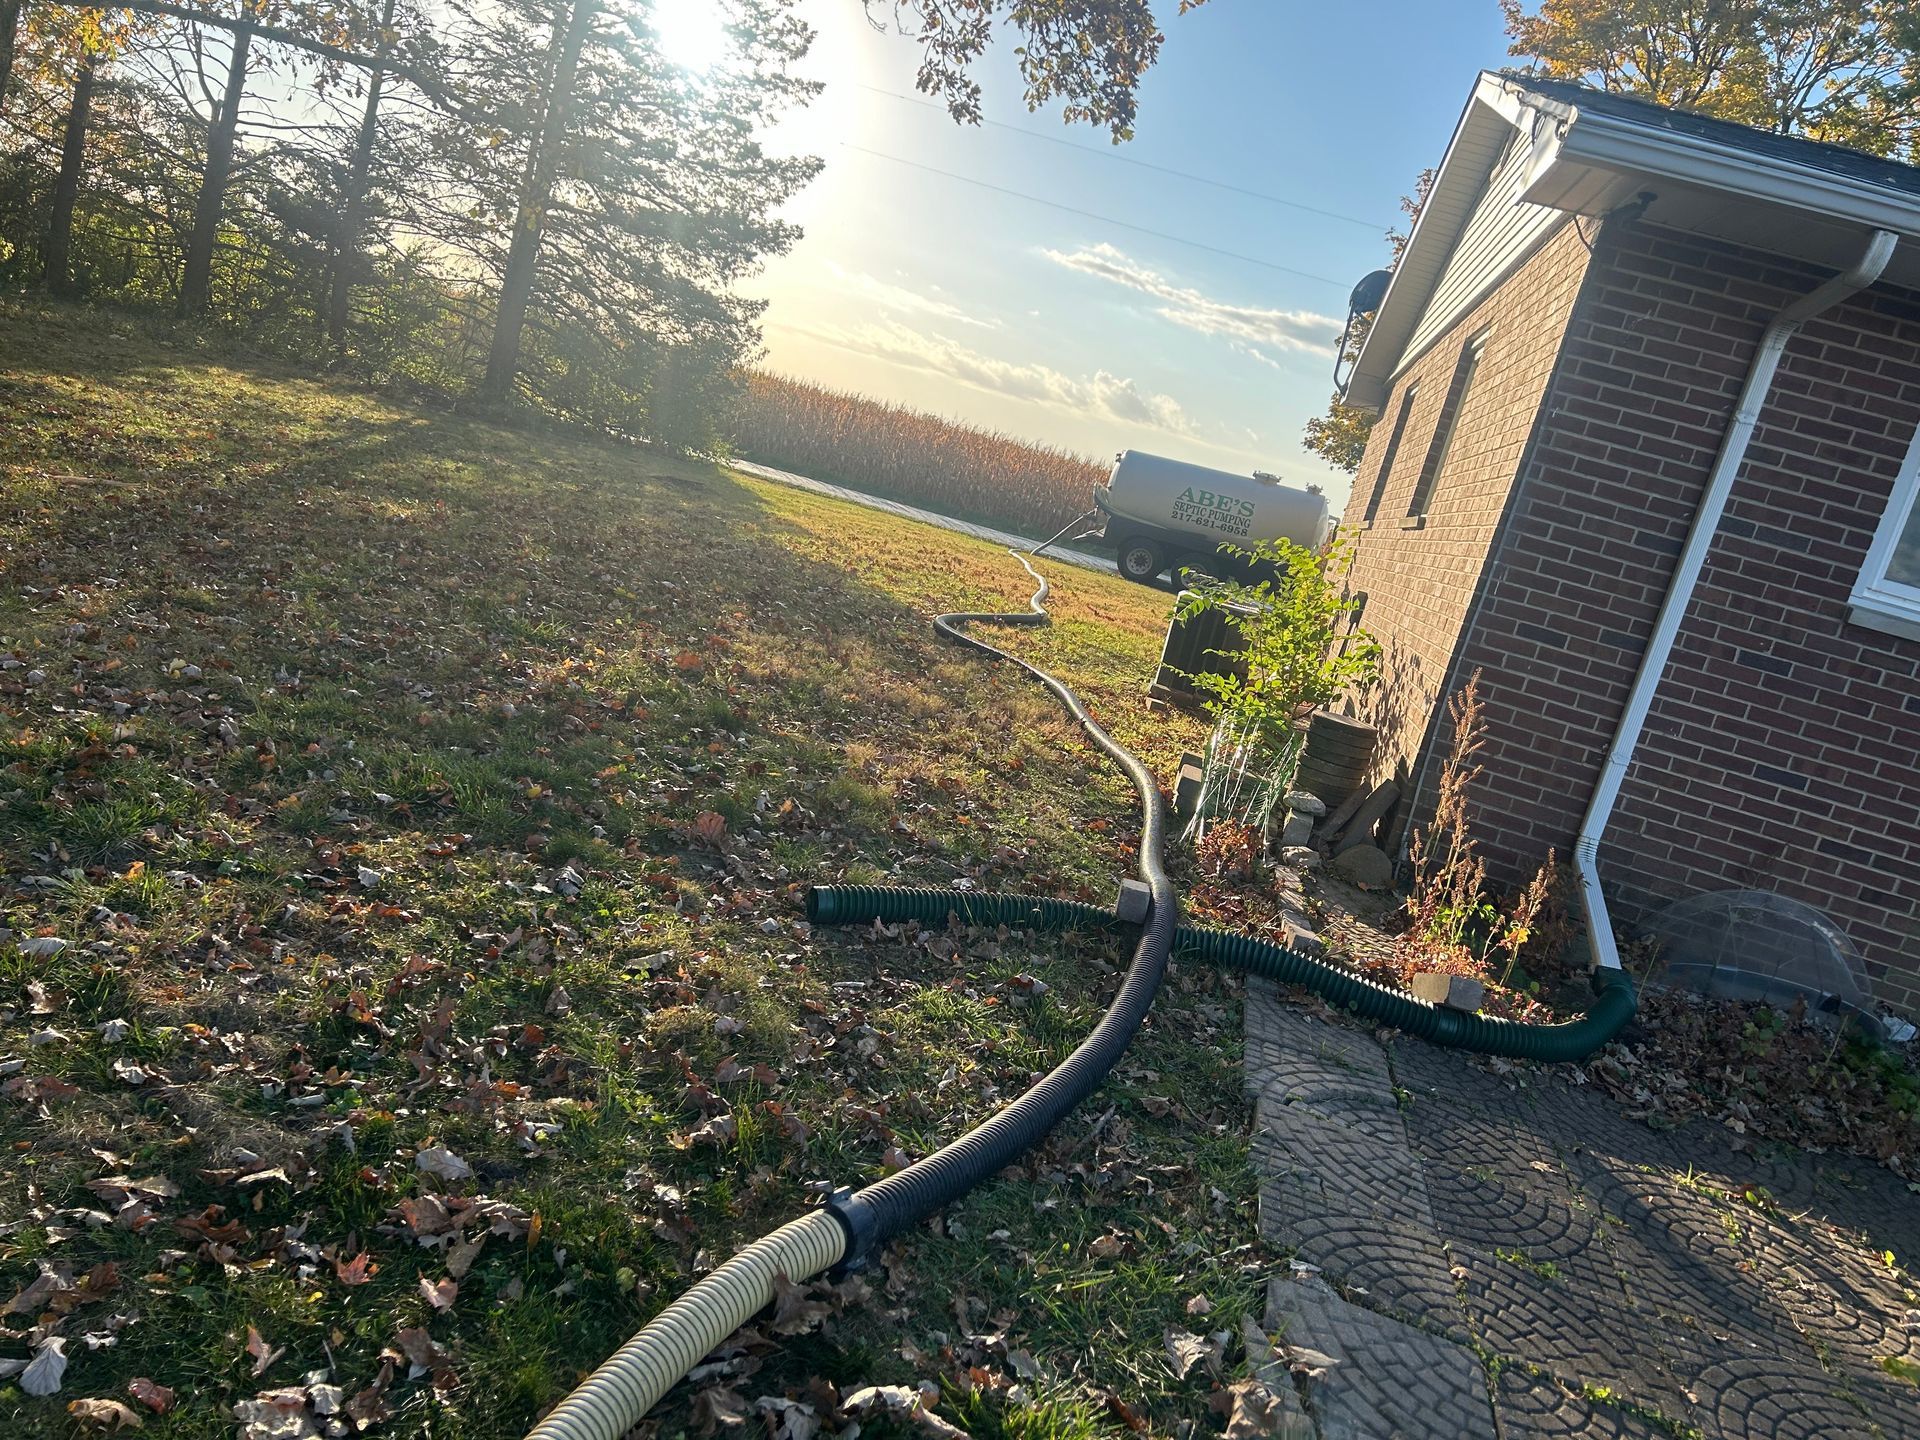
(1094, 451, 1330, 585)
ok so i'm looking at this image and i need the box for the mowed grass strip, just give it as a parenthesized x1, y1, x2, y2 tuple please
(0, 301, 1265, 1440)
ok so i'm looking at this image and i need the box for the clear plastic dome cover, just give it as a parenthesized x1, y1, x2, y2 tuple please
(1644, 889, 1883, 1037)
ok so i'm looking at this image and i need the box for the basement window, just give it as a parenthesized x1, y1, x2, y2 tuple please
(1403, 331, 1489, 527)
(1849, 423, 1920, 643)
(1359, 385, 1417, 527)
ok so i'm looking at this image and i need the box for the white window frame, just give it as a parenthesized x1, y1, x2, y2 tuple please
(1849, 423, 1920, 642)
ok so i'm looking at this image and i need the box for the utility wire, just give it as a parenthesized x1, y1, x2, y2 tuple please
(838, 142, 1351, 290)
(857, 82, 1389, 233)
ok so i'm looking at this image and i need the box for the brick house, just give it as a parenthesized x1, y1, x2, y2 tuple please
(1337, 72, 1920, 1015)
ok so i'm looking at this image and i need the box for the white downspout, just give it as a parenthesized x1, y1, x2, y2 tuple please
(1574, 228, 1898, 971)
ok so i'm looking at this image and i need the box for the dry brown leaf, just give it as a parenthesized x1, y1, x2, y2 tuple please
(344, 1359, 394, 1427)
(333, 1251, 375, 1286)
(126, 1378, 174, 1414)
(67, 1397, 144, 1430)
(418, 1275, 457, 1311)
(1165, 1328, 1213, 1380)
(246, 1324, 284, 1377)
(767, 1272, 831, 1337)
(691, 1384, 748, 1435)
(753, 1396, 818, 1440)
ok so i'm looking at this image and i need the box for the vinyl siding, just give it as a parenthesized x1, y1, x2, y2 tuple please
(1398, 124, 1565, 371)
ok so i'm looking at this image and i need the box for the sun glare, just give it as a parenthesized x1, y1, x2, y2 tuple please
(651, 0, 732, 72)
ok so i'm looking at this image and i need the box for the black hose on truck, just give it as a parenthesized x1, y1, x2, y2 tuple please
(525, 553, 1178, 1440)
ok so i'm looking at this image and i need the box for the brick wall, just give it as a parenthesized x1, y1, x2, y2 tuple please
(1341, 221, 1594, 812)
(1448, 220, 1920, 1014)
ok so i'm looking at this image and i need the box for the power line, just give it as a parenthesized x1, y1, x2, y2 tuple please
(855, 82, 1389, 233)
(837, 143, 1352, 290)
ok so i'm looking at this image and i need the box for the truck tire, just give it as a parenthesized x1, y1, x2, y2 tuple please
(1174, 551, 1220, 585)
(1116, 536, 1165, 585)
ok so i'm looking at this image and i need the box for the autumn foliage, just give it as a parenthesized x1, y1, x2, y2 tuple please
(729, 373, 1108, 537)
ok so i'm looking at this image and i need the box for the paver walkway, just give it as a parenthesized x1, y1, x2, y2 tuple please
(1245, 978, 1920, 1439)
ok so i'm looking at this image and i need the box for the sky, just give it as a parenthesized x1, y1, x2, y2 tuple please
(717, 0, 1519, 513)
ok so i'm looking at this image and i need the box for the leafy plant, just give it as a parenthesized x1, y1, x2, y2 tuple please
(1175, 530, 1378, 838)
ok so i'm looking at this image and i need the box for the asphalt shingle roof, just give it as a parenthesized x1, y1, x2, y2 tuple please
(1505, 71, 1920, 200)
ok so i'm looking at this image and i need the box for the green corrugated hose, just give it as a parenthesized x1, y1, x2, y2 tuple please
(809, 886, 1636, 1062)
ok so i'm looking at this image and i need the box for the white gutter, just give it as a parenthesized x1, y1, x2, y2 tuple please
(1573, 227, 1898, 971)
(1556, 112, 1920, 239)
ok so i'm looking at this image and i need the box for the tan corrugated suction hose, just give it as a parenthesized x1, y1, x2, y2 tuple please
(524, 1210, 846, 1440)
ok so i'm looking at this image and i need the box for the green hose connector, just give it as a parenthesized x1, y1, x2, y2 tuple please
(807, 886, 1636, 1063)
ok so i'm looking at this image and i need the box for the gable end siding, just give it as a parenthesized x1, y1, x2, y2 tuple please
(1397, 121, 1568, 373)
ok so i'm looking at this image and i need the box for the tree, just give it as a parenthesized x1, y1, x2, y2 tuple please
(428, 0, 818, 427)
(1, 0, 20, 109)
(1300, 168, 1433, 476)
(867, 0, 1211, 140)
(43, 54, 90, 293)
(1502, 0, 1920, 160)
(325, 0, 396, 349)
(477, 0, 594, 404)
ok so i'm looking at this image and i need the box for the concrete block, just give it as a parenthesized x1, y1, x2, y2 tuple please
(1115, 878, 1152, 924)
(1410, 972, 1485, 1012)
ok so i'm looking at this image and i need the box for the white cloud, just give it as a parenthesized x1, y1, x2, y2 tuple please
(787, 318, 1200, 438)
(1040, 243, 1342, 359)
(825, 262, 998, 329)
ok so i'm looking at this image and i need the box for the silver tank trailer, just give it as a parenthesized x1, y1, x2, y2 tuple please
(1094, 450, 1330, 584)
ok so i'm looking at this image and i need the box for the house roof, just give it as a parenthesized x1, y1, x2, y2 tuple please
(1342, 71, 1920, 413)
(1511, 75, 1920, 202)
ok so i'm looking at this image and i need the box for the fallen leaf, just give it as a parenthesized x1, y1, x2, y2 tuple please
(233, 1387, 316, 1440)
(768, 1272, 831, 1337)
(418, 1275, 457, 1311)
(754, 1396, 818, 1440)
(333, 1251, 375, 1286)
(67, 1397, 144, 1430)
(1282, 1343, 1340, 1379)
(445, 1234, 485, 1278)
(414, 1146, 473, 1183)
(692, 1385, 748, 1435)
(6, 1267, 71, 1316)
(1165, 1328, 1213, 1380)
(1212, 1378, 1308, 1440)
(1185, 1293, 1213, 1317)
(344, 1360, 394, 1426)
(22, 1336, 68, 1396)
(246, 1324, 285, 1377)
(1104, 1392, 1149, 1433)
(126, 1378, 174, 1414)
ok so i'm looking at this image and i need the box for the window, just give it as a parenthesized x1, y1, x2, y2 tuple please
(1404, 331, 1489, 525)
(1359, 386, 1417, 526)
(1850, 423, 1920, 641)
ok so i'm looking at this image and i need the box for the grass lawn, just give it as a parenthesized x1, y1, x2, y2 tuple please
(0, 300, 1278, 1440)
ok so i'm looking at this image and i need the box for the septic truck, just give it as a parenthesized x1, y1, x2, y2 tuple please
(1093, 450, 1331, 584)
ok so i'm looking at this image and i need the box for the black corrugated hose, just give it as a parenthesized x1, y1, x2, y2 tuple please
(525, 552, 1179, 1440)
(821, 552, 1179, 1268)
(809, 889, 1637, 1062)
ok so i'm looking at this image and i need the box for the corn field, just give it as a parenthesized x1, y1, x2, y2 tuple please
(729, 373, 1108, 536)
